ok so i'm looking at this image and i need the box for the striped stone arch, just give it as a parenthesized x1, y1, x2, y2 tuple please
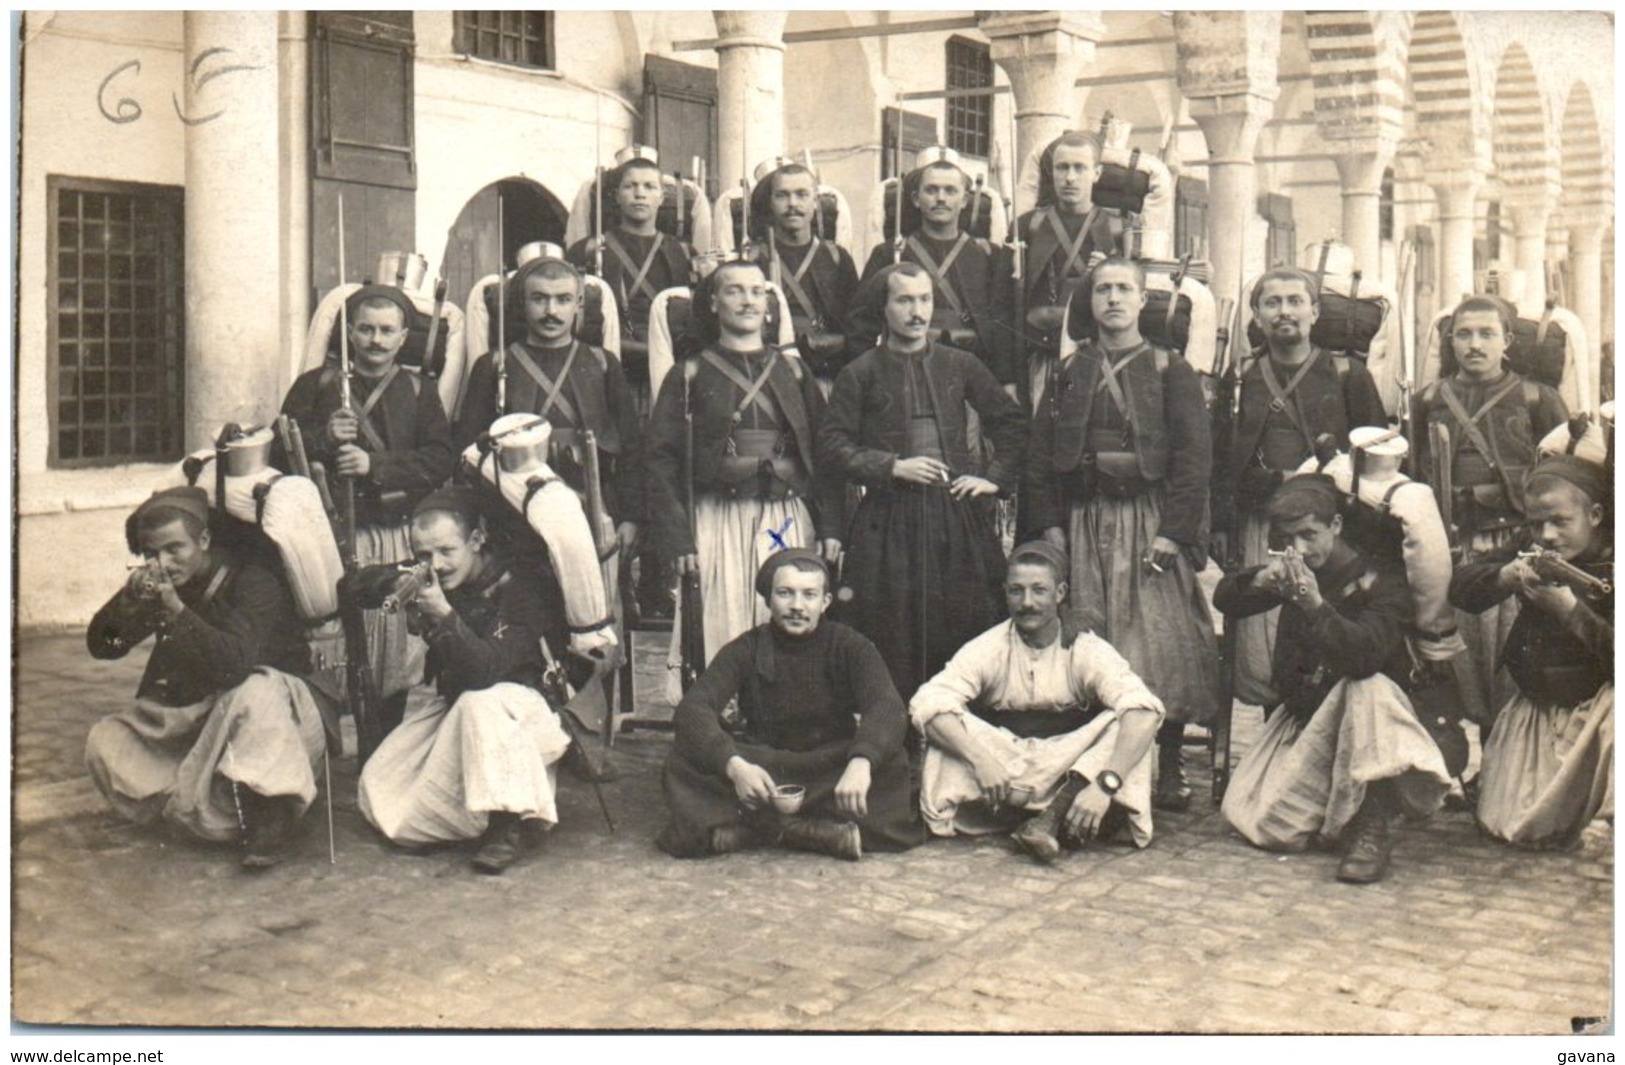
(1406, 11, 1489, 167)
(1560, 81, 1611, 218)
(1304, 11, 1408, 140)
(1491, 43, 1560, 197)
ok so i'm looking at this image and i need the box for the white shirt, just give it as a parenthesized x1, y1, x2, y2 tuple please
(909, 620, 1165, 730)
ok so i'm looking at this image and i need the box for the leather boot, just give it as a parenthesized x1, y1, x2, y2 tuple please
(1011, 774, 1085, 864)
(779, 817, 862, 861)
(472, 812, 525, 874)
(1154, 734, 1191, 813)
(1336, 798, 1395, 884)
(709, 818, 780, 855)
(239, 788, 299, 869)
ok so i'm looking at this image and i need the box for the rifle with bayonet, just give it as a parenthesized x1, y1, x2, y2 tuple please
(678, 365, 705, 692)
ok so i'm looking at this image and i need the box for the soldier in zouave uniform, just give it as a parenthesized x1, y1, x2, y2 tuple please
(569, 144, 694, 621)
(1218, 476, 1452, 885)
(645, 258, 843, 675)
(747, 158, 861, 392)
(567, 145, 694, 407)
(822, 263, 1027, 703)
(1413, 295, 1569, 727)
(1216, 267, 1387, 712)
(1451, 455, 1613, 849)
(280, 284, 456, 701)
(454, 251, 645, 566)
(1025, 257, 1222, 811)
(355, 488, 575, 875)
(1014, 130, 1121, 408)
(848, 146, 1018, 392)
(85, 488, 331, 869)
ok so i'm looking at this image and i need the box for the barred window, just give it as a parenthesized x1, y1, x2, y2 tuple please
(49, 178, 185, 467)
(944, 36, 993, 159)
(455, 11, 554, 70)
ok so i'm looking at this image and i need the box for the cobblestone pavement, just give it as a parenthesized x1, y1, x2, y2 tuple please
(11, 630, 1614, 1033)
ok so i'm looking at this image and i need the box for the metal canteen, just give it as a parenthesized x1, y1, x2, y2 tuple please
(488, 413, 553, 475)
(221, 425, 275, 477)
(376, 251, 428, 295)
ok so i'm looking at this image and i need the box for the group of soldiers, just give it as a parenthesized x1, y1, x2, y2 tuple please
(82, 132, 1612, 887)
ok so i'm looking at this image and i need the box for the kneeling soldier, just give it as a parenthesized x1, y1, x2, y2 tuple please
(1218, 475, 1452, 883)
(356, 487, 574, 874)
(85, 487, 329, 869)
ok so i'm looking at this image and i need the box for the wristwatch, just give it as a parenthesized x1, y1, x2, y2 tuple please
(1095, 769, 1124, 797)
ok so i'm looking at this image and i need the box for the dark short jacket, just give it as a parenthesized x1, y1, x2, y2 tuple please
(1024, 340, 1211, 546)
(819, 340, 1028, 494)
(645, 345, 840, 558)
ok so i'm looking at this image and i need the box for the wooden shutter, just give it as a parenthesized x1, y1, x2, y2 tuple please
(643, 55, 717, 198)
(309, 12, 417, 305)
(881, 107, 938, 179)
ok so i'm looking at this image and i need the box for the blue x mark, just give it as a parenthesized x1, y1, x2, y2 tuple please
(764, 516, 795, 552)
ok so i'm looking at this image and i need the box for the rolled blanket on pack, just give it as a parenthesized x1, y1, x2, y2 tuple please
(1297, 429, 1463, 660)
(462, 416, 617, 663)
(169, 431, 344, 622)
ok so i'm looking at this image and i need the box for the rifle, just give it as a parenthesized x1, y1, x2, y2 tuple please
(1394, 239, 1417, 475)
(891, 116, 905, 265)
(274, 415, 339, 862)
(1518, 548, 1612, 599)
(331, 196, 386, 766)
(496, 193, 508, 413)
(1208, 296, 1238, 568)
(1007, 106, 1028, 409)
(1429, 422, 1456, 551)
(678, 365, 705, 692)
(421, 276, 450, 380)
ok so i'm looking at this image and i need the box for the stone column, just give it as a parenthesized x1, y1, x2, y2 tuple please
(713, 11, 787, 191)
(1428, 169, 1485, 309)
(1331, 142, 1395, 272)
(1174, 11, 1281, 305)
(183, 11, 281, 451)
(1189, 96, 1275, 307)
(981, 11, 1104, 217)
(1506, 192, 1559, 312)
(1567, 207, 1608, 375)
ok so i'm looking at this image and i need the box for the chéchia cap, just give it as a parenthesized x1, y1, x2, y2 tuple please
(755, 547, 829, 601)
(125, 485, 211, 553)
(344, 283, 416, 325)
(1009, 539, 1070, 582)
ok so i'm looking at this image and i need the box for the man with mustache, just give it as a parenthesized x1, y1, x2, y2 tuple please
(1217, 268, 1387, 724)
(1218, 475, 1452, 884)
(1025, 257, 1222, 813)
(280, 284, 456, 708)
(910, 541, 1165, 862)
(454, 252, 644, 562)
(848, 147, 1017, 389)
(354, 488, 575, 874)
(821, 263, 1027, 701)
(569, 145, 694, 621)
(657, 549, 921, 860)
(1450, 455, 1613, 848)
(86, 487, 330, 869)
(645, 259, 843, 671)
(1413, 295, 1568, 728)
(1013, 131, 1121, 406)
(746, 159, 860, 391)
